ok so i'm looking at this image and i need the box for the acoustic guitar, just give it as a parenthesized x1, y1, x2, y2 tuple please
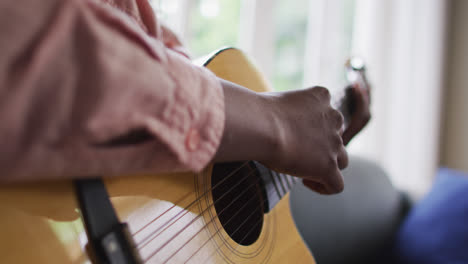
(0, 48, 368, 264)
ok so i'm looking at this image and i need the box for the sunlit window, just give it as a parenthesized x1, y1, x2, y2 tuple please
(153, 0, 240, 58)
(154, 0, 357, 93)
(187, 0, 241, 57)
(307, 0, 357, 94)
(272, 0, 309, 91)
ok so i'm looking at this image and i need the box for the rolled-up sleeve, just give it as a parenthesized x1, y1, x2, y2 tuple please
(0, 0, 225, 181)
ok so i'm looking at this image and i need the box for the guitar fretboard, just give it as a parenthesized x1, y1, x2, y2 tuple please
(253, 162, 299, 212)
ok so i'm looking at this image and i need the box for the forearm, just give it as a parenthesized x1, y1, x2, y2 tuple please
(214, 79, 279, 164)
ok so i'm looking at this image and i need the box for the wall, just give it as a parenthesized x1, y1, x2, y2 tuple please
(440, 0, 468, 172)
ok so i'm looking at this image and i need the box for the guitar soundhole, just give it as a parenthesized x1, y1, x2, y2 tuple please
(211, 162, 264, 246)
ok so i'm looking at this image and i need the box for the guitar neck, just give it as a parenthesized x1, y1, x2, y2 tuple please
(253, 161, 299, 212)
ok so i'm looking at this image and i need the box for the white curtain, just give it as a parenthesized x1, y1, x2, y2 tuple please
(348, 0, 449, 197)
(242, 0, 449, 197)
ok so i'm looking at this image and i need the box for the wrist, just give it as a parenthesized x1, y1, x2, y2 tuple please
(254, 93, 283, 163)
(213, 80, 280, 163)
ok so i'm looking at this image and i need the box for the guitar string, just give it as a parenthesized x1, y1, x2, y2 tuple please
(135, 167, 258, 251)
(200, 212, 265, 264)
(190, 196, 269, 264)
(136, 173, 298, 263)
(140, 174, 262, 262)
(194, 184, 283, 264)
(131, 192, 192, 236)
(132, 161, 251, 244)
(161, 191, 261, 264)
(140, 169, 296, 261)
(133, 163, 296, 244)
(190, 177, 301, 262)
(148, 176, 274, 263)
(135, 166, 259, 249)
(168, 187, 279, 264)
(132, 161, 250, 239)
(133, 163, 296, 261)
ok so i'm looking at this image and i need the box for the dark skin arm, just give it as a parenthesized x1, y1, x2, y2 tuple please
(215, 79, 371, 195)
(162, 27, 371, 194)
(215, 80, 348, 194)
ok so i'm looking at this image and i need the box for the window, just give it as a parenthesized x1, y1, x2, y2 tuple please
(152, 0, 241, 57)
(154, 0, 356, 93)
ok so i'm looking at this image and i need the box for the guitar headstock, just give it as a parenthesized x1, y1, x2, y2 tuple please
(345, 57, 370, 98)
(339, 57, 370, 121)
(335, 57, 371, 132)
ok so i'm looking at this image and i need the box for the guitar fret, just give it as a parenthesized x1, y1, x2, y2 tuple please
(275, 172, 289, 194)
(268, 170, 283, 199)
(272, 171, 287, 196)
(293, 176, 300, 184)
(285, 175, 295, 188)
(281, 173, 292, 190)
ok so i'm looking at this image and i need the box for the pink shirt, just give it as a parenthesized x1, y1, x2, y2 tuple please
(0, 0, 225, 182)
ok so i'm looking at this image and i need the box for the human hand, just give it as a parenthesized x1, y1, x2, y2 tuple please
(263, 87, 348, 194)
(215, 81, 347, 194)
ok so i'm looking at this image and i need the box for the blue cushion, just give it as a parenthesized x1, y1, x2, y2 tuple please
(393, 168, 468, 264)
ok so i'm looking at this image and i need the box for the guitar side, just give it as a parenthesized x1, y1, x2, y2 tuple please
(0, 48, 315, 264)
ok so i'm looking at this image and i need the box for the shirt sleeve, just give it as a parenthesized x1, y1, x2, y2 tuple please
(0, 0, 225, 182)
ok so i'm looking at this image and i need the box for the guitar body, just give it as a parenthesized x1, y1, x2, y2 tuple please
(0, 48, 315, 264)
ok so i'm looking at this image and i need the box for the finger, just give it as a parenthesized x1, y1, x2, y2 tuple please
(327, 167, 345, 193)
(330, 108, 345, 130)
(339, 124, 345, 136)
(303, 167, 344, 195)
(337, 145, 349, 170)
(313, 86, 331, 103)
(303, 179, 329, 195)
(330, 131, 345, 151)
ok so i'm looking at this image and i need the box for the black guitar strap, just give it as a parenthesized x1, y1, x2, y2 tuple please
(75, 178, 141, 264)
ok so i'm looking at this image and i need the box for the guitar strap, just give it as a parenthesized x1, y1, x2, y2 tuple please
(75, 178, 141, 264)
